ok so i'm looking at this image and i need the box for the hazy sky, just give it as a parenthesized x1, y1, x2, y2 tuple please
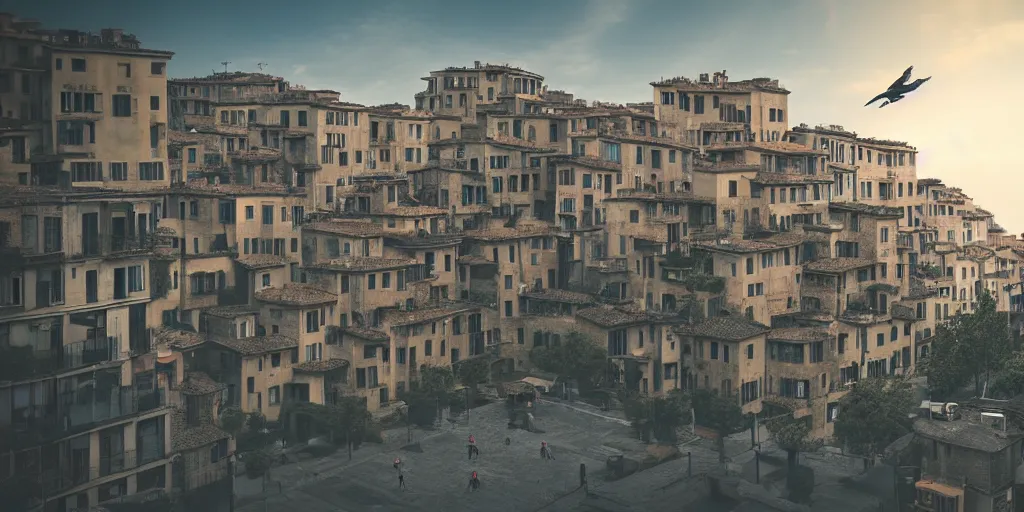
(10, 0, 1024, 233)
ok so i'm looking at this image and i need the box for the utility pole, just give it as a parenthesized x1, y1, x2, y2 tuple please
(221, 61, 231, 73)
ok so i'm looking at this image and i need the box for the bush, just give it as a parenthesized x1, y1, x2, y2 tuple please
(244, 449, 273, 479)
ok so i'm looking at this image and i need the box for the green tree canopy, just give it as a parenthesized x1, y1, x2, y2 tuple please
(622, 390, 690, 443)
(988, 351, 1024, 399)
(924, 292, 1011, 398)
(764, 414, 821, 503)
(691, 389, 748, 462)
(529, 331, 607, 391)
(286, 398, 373, 459)
(834, 376, 916, 458)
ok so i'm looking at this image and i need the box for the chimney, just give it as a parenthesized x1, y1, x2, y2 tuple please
(721, 70, 728, 85)
(474, 61, 481, 69)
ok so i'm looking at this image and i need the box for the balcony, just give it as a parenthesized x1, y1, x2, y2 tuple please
(109, 234, 153, 256)
(0, 337, 121, 383)
(64, 337, 121, 370)
(4, 387, 167, 451)
(463, 289, 498, 308)
(45, 442, 165, 495)
(427, 158, 471, 171)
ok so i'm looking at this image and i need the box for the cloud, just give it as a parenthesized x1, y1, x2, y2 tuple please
(292, 64, 307, 76)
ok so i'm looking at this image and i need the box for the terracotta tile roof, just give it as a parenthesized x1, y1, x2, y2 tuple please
(306, 257, 416, 272)
(464, 223, 558, 242)
(803, 257, 875, 273)
(229, 147, 281, 162)
(167, 130, 220, 151)
(382, 205, 449, 217)
(304, 220, 384, 238)
(179, 180, 297, 197)
(488, 135, 558, 152)
(293, 358, 349, 373)
(384, 306, 476, 327)
(827, 161, 858, 172)
(748, 141, 827, 155)
(211, 334, 298, 356)
(752, 172, 833, 185)
(828, 202, 905, 218)
(521, 288, 595, 305)
(458, 255, 495, 265)
(604, 189, 714, 204)
(550, 155, 623, 172)
(891, 304, 917, 321)
(255, 284, 337, 306)
(172, 71, 283, 84)
(913, 417, 1017, 453)
(692, 232, 804, 254)
(203, 305, 260, 318)
(340, 327, 389, 341)
(236, 254, 288, 270)
(576, 304, 656, 327)
(693, 161, 760, 173)
(180, 371, 226, 396)
(701, 122, 745, 132)
(676, 316, 770, 341)
(649, 76, 789, 94)
(170, 407, 231, 453)
(857, 137, 915, 150)
(155, 328, 205, 350)
(610, 133, 696, 151)
(767, 327, 829, 343)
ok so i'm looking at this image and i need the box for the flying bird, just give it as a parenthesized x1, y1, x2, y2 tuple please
(864, 66, 931, 108)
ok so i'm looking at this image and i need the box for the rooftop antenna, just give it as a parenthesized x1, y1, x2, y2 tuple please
(220, 61, 231, 73)
(257, 62, 268, 71)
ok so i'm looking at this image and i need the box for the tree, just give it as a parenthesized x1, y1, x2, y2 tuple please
(691, 389, 748, 463)
(219, 406, 246, 436)
(623, 390, 690, 443)
(924, 292, 1011, 398)
(988, 351, 1024, 399)
(764, 414, 822, 503)
(455, 357, 491, 407)
(529, 331, 607, 392)
(286, 399, 372, 460)
(834, 376, 916, 459)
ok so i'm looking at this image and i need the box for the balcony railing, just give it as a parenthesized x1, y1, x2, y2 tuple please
(63, 337, 119, 370)
(464, 289, 498, 307)
(4, 387, 167, 450)
(427, 158, 471, 171)
(45, 442, 165, 494)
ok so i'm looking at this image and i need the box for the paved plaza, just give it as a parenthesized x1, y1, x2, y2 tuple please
(236, 400, 673, 512)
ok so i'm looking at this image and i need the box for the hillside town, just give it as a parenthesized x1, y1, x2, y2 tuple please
(2, 12, 1024, 512)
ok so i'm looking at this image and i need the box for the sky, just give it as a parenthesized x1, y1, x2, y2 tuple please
(7, 0, 1024, 234)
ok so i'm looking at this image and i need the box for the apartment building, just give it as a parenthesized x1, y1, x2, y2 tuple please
(0, 14, 235, 511)
(5, 9, 1023, 494)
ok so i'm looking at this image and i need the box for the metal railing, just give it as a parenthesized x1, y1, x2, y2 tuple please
(63, 337, 119, 370)
(45, 443, 165, 494)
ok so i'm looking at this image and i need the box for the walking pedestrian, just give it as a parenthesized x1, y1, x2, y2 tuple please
(467, 471, 481, 491)
(468, 434, 479, 459)
(399, 473, 406, 490)
(541, 441, 555, 460)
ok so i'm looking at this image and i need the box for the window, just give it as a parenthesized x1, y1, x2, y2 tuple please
(298, 111, 308, 127)
(71, 58, 86, 72)
(245, 206, 255, 220)
(139, 162, 164, 180)
(150, 62, 166, 75)
(112, 95, 132, 117)
(71, 162, 102, 182)
(150, 96, 160, 110)
(269, 386, 280, 405)
(728, 180, 738, 197)
(106, 162, 127, 181)
(128, 265, 145, 292)
(306, 311, 320, 333)
(629, 210, 640, 223)
(747, 344, 754, 359)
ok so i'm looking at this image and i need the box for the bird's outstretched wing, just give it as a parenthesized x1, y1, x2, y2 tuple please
(888, 66, 913, 90)
(865, 91, 889, 107)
